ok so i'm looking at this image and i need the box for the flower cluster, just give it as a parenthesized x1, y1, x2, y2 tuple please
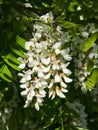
(66, 100, 88, 129)
(71, 24, 98, 92)
(18, 12, 72, 110)
(0, 107, 12, 130)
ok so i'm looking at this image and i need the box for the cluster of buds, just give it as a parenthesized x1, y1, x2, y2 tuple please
(18, 12, 72, 110)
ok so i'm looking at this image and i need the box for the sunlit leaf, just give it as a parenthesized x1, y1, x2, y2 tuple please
(2, 53, 20, 71)
(59, 21, 77, 28)
(16, 35, 26, 49)
(0, 63, 12, 82)
(82, 32, 98, 52)
(86, 68, 98, 89)
(10, 43, 26, 58)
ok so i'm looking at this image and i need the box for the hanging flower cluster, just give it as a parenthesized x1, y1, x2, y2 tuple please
(66, 101, 87, 129)
(66, 100, 88, 129)
(71, 24, 98, 92)
(18, 12, 72, 110)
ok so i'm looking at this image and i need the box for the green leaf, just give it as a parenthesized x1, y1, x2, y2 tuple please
(60, 21, 77, 28)
(16, 35, 26, 49)
(2, 53, 20, 71)
(86, 68, 98, 89)
(82, 32, 98, 52)
(0, 63, 12, 82)
(10, 43, 26, 58)
(0, 0, 3, 4)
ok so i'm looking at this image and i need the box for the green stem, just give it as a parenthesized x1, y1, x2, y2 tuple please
(60, 106, 64, 130)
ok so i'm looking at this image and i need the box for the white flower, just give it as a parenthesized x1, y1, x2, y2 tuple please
(62, 74, 72, 83)
(41, 57, 51, 65)
(54, 73, 61, 83)
(25, 41, 34, 51)
(18, 70, 33, 83)
(38, 70, 44, 78)
(62, 68, 72, 76)
(56, 86, 66, 98)
(34, 32, 42, 40)
(39, 89, 46, 97)
(21, 88, 29, 96)
(56, 26, 62, 33)
(61, 87, 68, 93)
(53, 42, 61, 49)
(27, 88, 35, 101)
(41, 65, 50, 73)
(52, 58, 60, 70)
(81, 32, 89, 38)
(52, 42, 61, 55)
(20, 82, 29, 88)
(35, 101, 40, 111)
(61, 49, 72, 61)
(48, 80, 54, 89)
(39, 12, 54, 23)
(60, 80, 67, 88)
(18, 57, 27, 69)
(34, 97, 43, 111)
(49, 89, 56, 99)
(24, 100, 31, 108)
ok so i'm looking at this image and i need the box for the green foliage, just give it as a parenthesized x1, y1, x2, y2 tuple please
(86, 68, 98, 89)
(0, 62, 12, 82)
(82, 32, 98, 52)
(2, 53, 20, 71)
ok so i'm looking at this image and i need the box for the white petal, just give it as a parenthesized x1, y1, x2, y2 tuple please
(41, 81, 47, 86)
(35, 102, 40, 111)
(41, 58, 50, 65)
(33, 66, 39, 72)
(18, 73, 23, 77)
(25, 41, 34, 50)
(38, 71, 44, 78)
(52, 64, 57, 70)
(20, 77, 27, 83)
(19, 63, 26, 69)
(62, 68, 71, 75)
(28, 57, 33, 62)
(61, 62, 69, 68)
(37, 97, 42, 103)
(39, 90, 46, 97)
(54, 75, 61, 83)
(49, 90, 55, 99)
(61, 88, 68, 93)
(48, 80, 54, 88)
(24, 100, 31, 108)
(20, 83, 28, 88)
(81, 32, 89, 38)
(63, 76, 72, 83)
(34, 32, 42, 40)
(42, 65, 50, 73)
(52, 42, 61, 49)
(63, 54, 72, 61)
(21, 89, 29, 96)
(27, 93, 33, 101)
(26, 75, 31, 81)
(44, 73, 51, 79)
(56, 90, 65, 98)
(55, 49, 60, 55)
(60, 81, 67, 88)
